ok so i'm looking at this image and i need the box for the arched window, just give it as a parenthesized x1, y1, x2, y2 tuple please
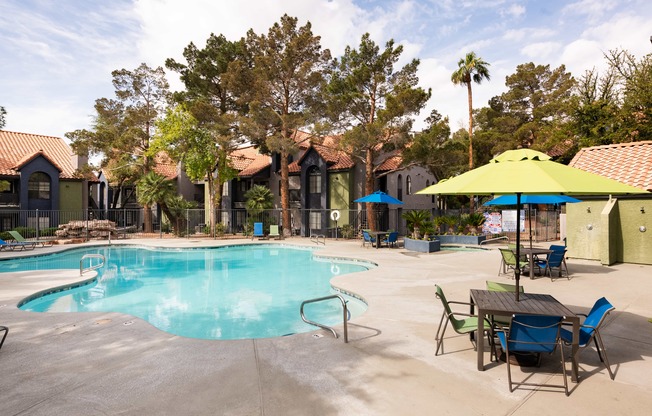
(28, 172, 50, 200)
(406, 176, 412, 195)
(308, 166, 321, 194)
(397, 174, 402, 200)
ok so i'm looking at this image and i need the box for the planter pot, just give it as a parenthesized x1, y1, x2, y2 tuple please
(435, 234, 487, 245)
(404, 237, 441, 253)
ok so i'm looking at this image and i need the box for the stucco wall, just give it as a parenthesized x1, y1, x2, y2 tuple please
(59, 181, 83, 211)
(328, 171, 351, 227)
(567, 198, 651, 265)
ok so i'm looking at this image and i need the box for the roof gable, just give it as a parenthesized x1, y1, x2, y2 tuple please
(569, 141, 652, 191)
(0, 130, 79, 179)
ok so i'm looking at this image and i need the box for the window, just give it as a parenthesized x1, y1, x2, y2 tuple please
(309, 211, 322, 230)
(406, 176, 412, 195)
(397, 174, 403, 201)
(308, 166, 321, 194)
(28, 172, 50, 200)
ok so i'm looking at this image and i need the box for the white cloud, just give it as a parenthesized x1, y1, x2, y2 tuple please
(520, 41, 563, 60)
(503, 4, 525, 18)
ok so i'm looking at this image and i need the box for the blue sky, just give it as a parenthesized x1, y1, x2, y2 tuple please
(2, 0, 651, 141)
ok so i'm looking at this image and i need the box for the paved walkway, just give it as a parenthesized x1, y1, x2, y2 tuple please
(1, 238, 651, 415)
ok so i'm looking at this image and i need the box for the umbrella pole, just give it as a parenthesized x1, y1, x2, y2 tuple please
(529, 204, 533, 250)
(515, 193, 522, 301)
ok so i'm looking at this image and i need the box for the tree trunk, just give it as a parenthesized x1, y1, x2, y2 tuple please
(207, 173, 216, 238)
(365, 149, 376, 231)
(143, 204, 153, 233)
(214, 178, 223, 239)
(467, 81, 475, 211)
(280, 150, 291, 237)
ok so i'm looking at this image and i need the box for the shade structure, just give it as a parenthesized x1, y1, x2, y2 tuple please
(417, 149, 648, 300)
(484, 194, 582, 249)
(354, 190, 404, 205)
(484, 195, 582, 206)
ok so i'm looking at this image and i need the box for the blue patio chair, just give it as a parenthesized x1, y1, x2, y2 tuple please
(497, 314, 568, 396)
(383, 231, 398, 248)
(560, 297, 615, 380)
(536, 244, 569, 280)
(362, 230, 376, 248)
(0, 238, 36, 251)
(252, 222, 264, 240)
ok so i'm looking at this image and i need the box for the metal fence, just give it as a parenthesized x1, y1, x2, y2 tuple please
(0, 207, 560, 242)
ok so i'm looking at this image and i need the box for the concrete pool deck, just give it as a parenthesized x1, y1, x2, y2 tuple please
(1, 238, 651, 415)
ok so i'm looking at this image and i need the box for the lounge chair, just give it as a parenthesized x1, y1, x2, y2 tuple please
(269, 224, 282, 240)
(252, 222, 265, 240)
(362, 230, 376, 248)
(0, 326, 7, 350)
(498, 248, 528, 278)
(497, 314, 569, 396)
(536, 244, 570, 280)
(560, 297, 615, 380)
(0, 238, 36, 251)
(7, 230, 53, 248)
(435, 285, 492, 356)
(383, 231, 399, 248)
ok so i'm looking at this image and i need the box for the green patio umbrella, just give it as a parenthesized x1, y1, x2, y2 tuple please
(417, 149, 648, 300)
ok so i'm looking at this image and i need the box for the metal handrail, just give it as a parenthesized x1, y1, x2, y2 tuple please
(480, 235, 510, 245)
(310, 232, 326, 245)
(80, 254, 106, 276)
(300, 294, 349, 343)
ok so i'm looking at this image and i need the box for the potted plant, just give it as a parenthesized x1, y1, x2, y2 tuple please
(402, 210, 431, 239)
(462, 212, 486, 235)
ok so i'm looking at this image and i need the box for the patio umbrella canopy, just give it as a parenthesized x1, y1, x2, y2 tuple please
(354, 190, 404, 205)
(484, 194, 582, 249)
(417, 149, 648, 300)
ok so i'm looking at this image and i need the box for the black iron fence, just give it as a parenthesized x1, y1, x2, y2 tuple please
(0, 207, 560, 242)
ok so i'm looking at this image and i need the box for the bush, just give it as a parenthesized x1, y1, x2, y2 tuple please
(340, 224, 355, 239)
(215, 223, 226, 237)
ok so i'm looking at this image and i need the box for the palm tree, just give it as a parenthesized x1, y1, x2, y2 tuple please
(244, 185, 274, 217)
(451, 52, 490, 210)
(136, 171, 179, 233)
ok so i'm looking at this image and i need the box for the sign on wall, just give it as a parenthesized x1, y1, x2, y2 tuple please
(501, 210, 526, 232)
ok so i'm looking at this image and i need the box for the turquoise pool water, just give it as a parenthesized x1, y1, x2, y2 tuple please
(6, 245, 370, 340)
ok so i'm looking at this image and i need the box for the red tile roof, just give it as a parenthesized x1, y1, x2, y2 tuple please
(296, 135, 356, 172)
(230, 146, 271, 177)
(569, 141, 652, 191)
(375, 153, 403, 172)
(0, 130, 79, 179)
(152, 152, 178, 180)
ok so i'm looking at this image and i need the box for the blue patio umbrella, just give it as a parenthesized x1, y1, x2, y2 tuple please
(354, 191, 404, 205)
(484, 194, 581, 206)
(483, 194, 581, 248)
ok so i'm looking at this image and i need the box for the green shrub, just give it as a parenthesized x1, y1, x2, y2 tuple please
(340, 224, 355, 239)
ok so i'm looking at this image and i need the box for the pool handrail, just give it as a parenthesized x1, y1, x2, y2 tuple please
(80, 254, 106, 276)
(300, 294, 349, 343)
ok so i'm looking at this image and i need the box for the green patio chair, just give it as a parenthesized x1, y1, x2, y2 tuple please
(498, 248, 528, 278)
(269, 224, 282, 240)
(8, 230, 53, 248)
(435, 285, 492, 356)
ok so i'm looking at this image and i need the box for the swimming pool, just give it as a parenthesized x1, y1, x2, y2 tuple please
(5, 245, 371, 340)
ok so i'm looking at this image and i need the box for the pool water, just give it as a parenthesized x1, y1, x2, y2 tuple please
(7, 245, 370, 340)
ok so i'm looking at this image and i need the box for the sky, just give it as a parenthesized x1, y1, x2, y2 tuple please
(2, 0, 652, 142)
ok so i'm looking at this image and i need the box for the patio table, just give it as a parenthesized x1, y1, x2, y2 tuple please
(470, 289, 581, 382)
(513, 247, 552, 279)
(367, 231, 389, 249)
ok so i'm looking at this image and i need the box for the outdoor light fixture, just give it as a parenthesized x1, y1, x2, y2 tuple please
(641, 206, 646, 214)
(640, 226, 647, 233)
(586, 207, 591, 213)
(587, 224, 593, 230)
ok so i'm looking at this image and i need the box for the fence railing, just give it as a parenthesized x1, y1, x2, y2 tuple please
(0, 207, 560, 242)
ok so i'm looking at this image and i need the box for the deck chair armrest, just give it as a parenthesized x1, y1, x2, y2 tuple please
(447, 300, 474, 307)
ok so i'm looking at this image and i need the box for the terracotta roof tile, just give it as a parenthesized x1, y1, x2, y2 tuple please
(0, 130, 79, 179)
(152, 152, 178, 180)
(375, 154, 403, 172)
(230, 146, 271, 177)
(569, 141, 652, 191)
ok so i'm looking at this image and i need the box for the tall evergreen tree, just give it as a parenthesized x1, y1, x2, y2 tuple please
(231, 15, 330, 237)
(324, 33, 430, 229)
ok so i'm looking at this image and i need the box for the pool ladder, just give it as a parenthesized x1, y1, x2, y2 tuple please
(80, 254, 106, 276)
(300, 294, 349, 343)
